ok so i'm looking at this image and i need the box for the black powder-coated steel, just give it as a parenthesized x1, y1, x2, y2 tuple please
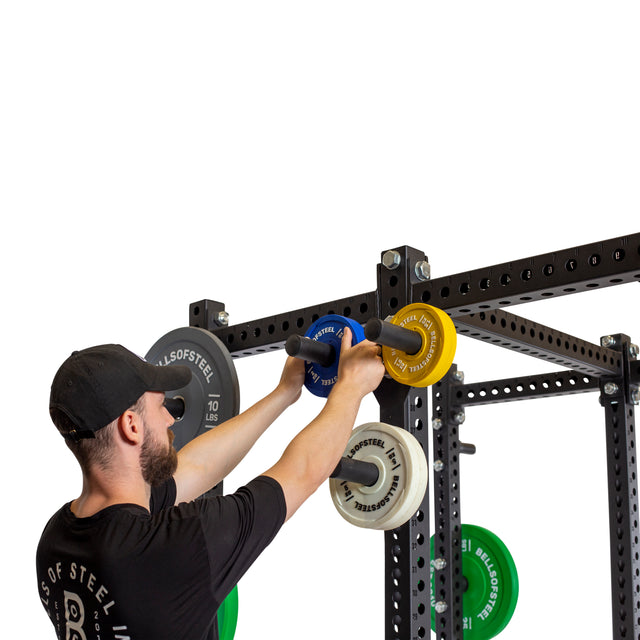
(430, 367, 466, 640)
(600, 334, 640, 640)
(185, 233, 639, 640)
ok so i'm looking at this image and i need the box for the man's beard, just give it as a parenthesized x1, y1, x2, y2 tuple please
(140, 426, 178, 487)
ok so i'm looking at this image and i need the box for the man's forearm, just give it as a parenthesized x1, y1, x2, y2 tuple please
(260, 378, 369, 521)
(282, 380, 364, 484)
(211, 386, 297, 476)
(174, 383, 297, 502)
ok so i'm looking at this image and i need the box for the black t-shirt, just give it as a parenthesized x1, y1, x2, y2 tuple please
(36, 475, 286, 640)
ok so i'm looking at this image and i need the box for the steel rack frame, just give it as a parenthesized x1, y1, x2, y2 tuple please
(192, 233, 639, 640)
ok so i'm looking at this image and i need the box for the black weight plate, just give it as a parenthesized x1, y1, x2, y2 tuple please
(146, 327, 240, 451)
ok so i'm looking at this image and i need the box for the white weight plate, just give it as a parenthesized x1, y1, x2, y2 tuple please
(330, 422, 428, 530)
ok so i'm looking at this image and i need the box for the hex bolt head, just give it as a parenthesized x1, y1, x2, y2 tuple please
(452, 371, 465, 383)
(601, 335, 617, 348)
(629, 343, 639, 359)
(435, 601, 448, 614)
(432, 418, 443, 431)
(382, 250, 402, 270)
(434, 459, 445, 472)
(216, 310, 230, 326)
(414, 260, 431, 281)
(434, 557, 447, 571)
(631, 388, 640, 406)
(604, 382, 619, 396)
(453, 411, 466, 425)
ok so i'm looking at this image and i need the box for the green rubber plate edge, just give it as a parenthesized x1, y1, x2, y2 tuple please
(218, 585, 239, 640)
(430, 524, 519, 640)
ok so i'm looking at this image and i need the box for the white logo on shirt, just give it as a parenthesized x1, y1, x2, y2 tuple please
(39, 561, 130, 639)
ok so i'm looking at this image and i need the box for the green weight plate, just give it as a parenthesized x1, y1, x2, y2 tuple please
(218, 585, 239, 640)
(430, 524, 519, 640)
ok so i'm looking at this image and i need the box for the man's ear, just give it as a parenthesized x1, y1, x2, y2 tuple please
(117, 408, 143, 446)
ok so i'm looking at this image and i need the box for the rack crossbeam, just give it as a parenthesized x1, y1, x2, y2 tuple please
(454, 370, 599, 407)
(205, 235, 639, 368)
(202, 291, 377, 358)
(455, 309, 620, 376)
(413, 233, 640, 317)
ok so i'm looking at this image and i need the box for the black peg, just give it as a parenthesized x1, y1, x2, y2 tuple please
(164, 397, 185, 420)
(285, 334, 336, 367)
(460, 442, 476, 455)
(364, 317, 423, 355)
(331, 457, 380, 487)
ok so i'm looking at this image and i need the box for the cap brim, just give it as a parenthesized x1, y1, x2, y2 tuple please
(150, 364, 192, 392)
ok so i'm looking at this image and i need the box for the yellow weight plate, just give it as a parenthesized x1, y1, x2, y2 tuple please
(382, 303, 457, 387)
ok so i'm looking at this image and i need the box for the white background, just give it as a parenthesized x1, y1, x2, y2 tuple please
(1, 2, 639, 639)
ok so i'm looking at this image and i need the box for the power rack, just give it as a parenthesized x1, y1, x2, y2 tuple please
(192, 234, 640, 640)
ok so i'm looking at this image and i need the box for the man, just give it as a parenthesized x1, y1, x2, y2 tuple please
(37, 328, 384, 640)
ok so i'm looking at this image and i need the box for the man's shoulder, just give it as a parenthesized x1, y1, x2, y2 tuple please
(150, 477, 177, 513)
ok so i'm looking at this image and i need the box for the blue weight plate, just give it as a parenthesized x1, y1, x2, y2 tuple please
(303, 315, 365, 397)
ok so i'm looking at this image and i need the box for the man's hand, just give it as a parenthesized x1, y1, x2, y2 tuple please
(276, 356, 306, 407)
(333, 327, 385, 399)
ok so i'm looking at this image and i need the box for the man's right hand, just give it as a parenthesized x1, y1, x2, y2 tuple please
(333, 327, 386, 399)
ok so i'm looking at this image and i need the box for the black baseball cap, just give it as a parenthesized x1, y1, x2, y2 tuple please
(50, 344, 192, 441)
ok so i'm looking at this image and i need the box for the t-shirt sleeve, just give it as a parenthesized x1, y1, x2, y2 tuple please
(150, 477, 178, 514)
(199, 475, 286, 603)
